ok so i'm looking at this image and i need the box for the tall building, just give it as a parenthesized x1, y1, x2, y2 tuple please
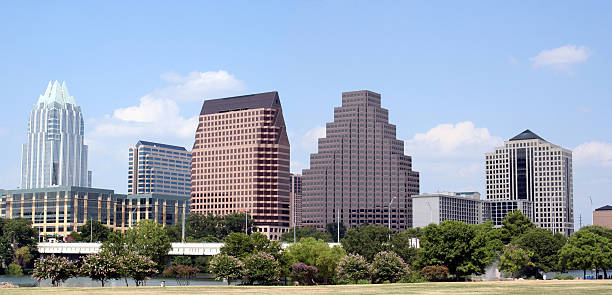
(412, 192, 484, 227)
(21, 81, 91, 189)
(290, 173, 303, 227)
(302, 90, 419, 231)
(593, 205, 612, 229)
(128, 141, 191, 197)
(485, 130, 574, 236)
(190, 92, 291, 240)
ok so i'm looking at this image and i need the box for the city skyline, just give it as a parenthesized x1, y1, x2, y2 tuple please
(1, 2, 611, 230)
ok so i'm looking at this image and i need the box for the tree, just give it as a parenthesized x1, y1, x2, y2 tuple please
(221, 232, 282, 259)
(119, 252, 158, 286)
(559, 229, 611, 279)
(163, 264, 199, 286)
(124, 220, 171, 270)
(69, 220, 112, 242)
(326, 222, 347, 242)
(291, 263, 318, 285)
(371, 251, 409, 283)
(7, 263, 23, 276)
(0, 218, 38, 267)
(285, 237, 346, 284)
(390, 230, 422, 268)
(420, 265, 449, 282)
(13, 246, 33, 268)
(499, 244, 534, 279)
(341, 225, 390, 261)
(81, 252, 121, 287)
(280, 226, 333, 243)
(579, 225, 612, 278)
(32, 255, 78, 287)
(209, 254, 243, 285)
(222, 213, 255, 236)
(165, 213, 255, 242)
(337, 253, 371, 284)
(242, 252, 280, 285)
(513, 228, 567, 276)
(500, 210, 535, 244)
(101, 231, 128, 256)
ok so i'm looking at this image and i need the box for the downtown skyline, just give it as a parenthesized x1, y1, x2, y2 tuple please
(0, 2, 611, 230)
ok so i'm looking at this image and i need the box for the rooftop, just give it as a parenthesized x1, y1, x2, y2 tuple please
(199, 91, 281, 115)
(594, 205, 612, 211)
(135, 140, 188, 151)
(509, 129, 546, 142)
(37, 80, 76, 106)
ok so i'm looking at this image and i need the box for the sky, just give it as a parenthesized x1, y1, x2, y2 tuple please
(0, 1, 610, 229)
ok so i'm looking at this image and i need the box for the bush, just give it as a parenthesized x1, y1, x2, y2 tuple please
(291, 263, 318, 285)
(8, 263, 23, 276)
(552, 273, 574, 280)
(399, 270, 428, 283)
(357, 279, 371, 284)
(337, 253, 371, 284)
(163, 264, 199, 286)
(210, 254, 243, 285)
(242, 252, 280, 285)
(371, 251, 409, 283)
(421, 265, 449, 282)
(32, 255, 78, 287)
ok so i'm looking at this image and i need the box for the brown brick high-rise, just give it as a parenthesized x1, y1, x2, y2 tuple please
(302, 90, 419, 230)
(191, 92, 290, 240)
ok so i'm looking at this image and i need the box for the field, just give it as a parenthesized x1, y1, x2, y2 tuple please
(1, 280, 611, 295)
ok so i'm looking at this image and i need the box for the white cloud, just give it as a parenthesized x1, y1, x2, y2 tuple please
(157, 70, 246, 102)
(530, 44, 591, 73)
(299, 125, 326, 151)
(289, 125, 326, 174)
(574, 141, 612, 167)
(577, 106, 591, 114)
(405, 121, 503, 157)
(113, 95, 180, 123)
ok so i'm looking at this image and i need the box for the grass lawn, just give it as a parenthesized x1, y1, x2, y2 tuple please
(1, 280, 611, 295)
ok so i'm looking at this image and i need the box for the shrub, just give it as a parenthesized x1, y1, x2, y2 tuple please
(32, 255, 78, 287)
(371, 251, 409, 283)
(163, 264, 199, 286)
(7, 263, 23, 276)
(552, 273, 574, 280)
(81, 252, 121, 287)
(242, 252, 280, 285)
(337, 253, 371, 284)
(210, 254, 243, 285)
(357, 279, 371, 284)
(421, 265, 449, 282)
(291, 263, 318, 285)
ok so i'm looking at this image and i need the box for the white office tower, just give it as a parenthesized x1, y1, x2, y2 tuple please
(21, 81, 91, 189)
(485, 130, 573, 236)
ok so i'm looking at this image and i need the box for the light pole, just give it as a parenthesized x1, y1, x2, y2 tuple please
(293, 204, 297, 244)
(245, 210, 248, 234)
(337, 209, 340, 243)
(90, 219, 93, 243)
(388, 196, 397, 241)
(181, 203, 186, 243)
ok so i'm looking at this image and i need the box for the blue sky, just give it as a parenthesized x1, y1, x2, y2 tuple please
(1, 1, 610, 228)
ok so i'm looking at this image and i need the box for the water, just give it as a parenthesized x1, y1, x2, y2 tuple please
(0, 275, 237, 287)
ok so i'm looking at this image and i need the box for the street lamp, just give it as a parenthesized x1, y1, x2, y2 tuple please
(388, 196, 397, 241)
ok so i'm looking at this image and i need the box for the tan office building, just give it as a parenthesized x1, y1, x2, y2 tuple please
(593, 205, 612, 229)
(190, 92, 290, 240)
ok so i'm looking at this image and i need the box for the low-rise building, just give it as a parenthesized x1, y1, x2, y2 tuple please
(593, 205, 612, 229)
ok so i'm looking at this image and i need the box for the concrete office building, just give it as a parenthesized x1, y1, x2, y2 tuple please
(21, 81, 91, 189)
(190, 92, 291, 240)
(485, 199, 533, 227)
(0, 187, 188, 240)
(485, 130, 573, 236)
(593, 205, 612, 229)
(302, 90, 419, 230)
(412, 192, 484, 227)
(128, 141, 191, 197)
(290, 173, 303, 227)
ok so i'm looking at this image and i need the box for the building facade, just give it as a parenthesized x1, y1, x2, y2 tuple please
(593, 205, 612, 229)
(485, 199, 533, 227)
(302, 90, 419, 231)
(290, 173, 303, 227)
(412, 192, 484, 227)
(190, 92, 291, 240)
(0, 187, 188, 240)
(128, 141, 191, 197)
(485, 130, 573, 236)
(21, 81, 91, 189)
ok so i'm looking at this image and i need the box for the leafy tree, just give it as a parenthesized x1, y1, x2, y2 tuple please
(100, 231, 128, 256)
(7, 263, 23, 276)
(221, 232, 282, 259)
(222, 213, 254, 236)
(124, 220, 171, 270)
(559, 229, 611, 279)
(32, 255, 78, 287)
(371, 251, 409, 283)
(13, 246, 33, 268)
(242, 252, 280, 285)
(390, 230, 422, 268)
(513, 228, 567, 276)
(0, 218, 38, 267)
(81, 252, 121, 287)
(326, 222, 347, 242)
(579, 225, 612, 278)
(499, 244, 534, 278)
(420, 265, 449, 282)
(291, 263, 318, 285)
(341, 225, 390, 261)
(209, 254, 243, 285)
(469, 221, 504, 273)
(162, 264, 199, 286)
(337, 253, 371, 284)
(69, 220, 112, 242)
(281, 226, 333, 243)
(165, 213, 255, 242)
(285, 237, 346, 284)
(500, 210, 535, 244)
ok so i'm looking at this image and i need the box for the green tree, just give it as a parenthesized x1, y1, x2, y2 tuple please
(559, 229, 611, 279)
(337, 253, 371, 284)
(7, 263, 23, 276)
(326, 222, 347, 242)
(513, 228, 567, 276)
(81, 252, 121, 287)
(579, 225, 612, 278)
(13, 246, 33, 268)
(371, 251, 409, 283)
(242, 252, 281, 285)
(469, 221, 504, 274)
(69, 220, 112, 242)
(123, 220, 171, 270)
(209, 254, 243, 285)
(390, 230, 422, 268)
(221, 232, 281, 259)
(281, 226, 333, 243)
(341, 225, 390, 261)
(1, 218, 38, 267)
(222, 213, 255, 236)
(285, 237, 346, 284)
(100, 231, 128, 257)
(500, 210, 535, 244)
(499, 244, 534, 278)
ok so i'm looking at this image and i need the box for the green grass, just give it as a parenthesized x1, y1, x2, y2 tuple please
(1, 280, 611, 295)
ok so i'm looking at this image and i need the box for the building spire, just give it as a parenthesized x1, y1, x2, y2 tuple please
(36, 80, 76, 105)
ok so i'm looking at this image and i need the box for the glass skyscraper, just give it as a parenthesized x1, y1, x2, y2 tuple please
(21, 81, 91, 189)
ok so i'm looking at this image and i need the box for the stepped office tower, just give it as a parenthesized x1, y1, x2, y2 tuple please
(191, 92, 291, 240)
(21, 81, 91, 189)
(302, 90, 419, 230)
(485, 130, 574, 236)
(128, 141, 192, 196)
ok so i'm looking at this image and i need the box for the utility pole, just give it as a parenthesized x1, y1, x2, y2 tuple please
(90, 219, 93, 243)
(181, 203, 186, 243)
(337, 209, 340, 243)
(245, 211, 248, 234)
(293, 202, 297, 243)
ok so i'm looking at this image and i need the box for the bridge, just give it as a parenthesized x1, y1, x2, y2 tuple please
(37, 242, 344, 256)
